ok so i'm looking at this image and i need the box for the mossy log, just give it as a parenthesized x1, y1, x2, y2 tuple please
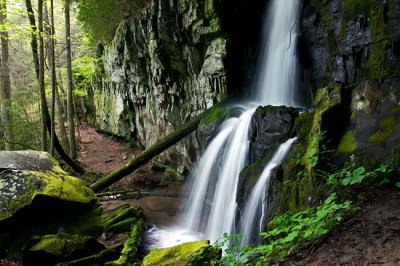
(91, 97, 231, 192)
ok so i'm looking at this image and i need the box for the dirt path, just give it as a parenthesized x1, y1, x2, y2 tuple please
(77, 123, 137, 175)
(77, 123, 185, 227)
(285, 190, 400, 266)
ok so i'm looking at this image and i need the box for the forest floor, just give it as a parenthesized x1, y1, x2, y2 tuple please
(77, 122, 184, 227)
(285, 189, 400, 266)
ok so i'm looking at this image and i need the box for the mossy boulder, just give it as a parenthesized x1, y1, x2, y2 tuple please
(22, 234, 106, 266)
(0, 151, 102, 258)
(142, 240, 220, 266)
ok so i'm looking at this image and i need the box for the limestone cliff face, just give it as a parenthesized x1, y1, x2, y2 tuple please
(89, 0, 227, 172)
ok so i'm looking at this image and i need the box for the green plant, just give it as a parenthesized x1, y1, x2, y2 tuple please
(214, 193, 353, 265)
(326, 162, 391, 187)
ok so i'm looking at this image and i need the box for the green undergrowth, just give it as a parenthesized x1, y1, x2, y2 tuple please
(214, 193, 354, 265)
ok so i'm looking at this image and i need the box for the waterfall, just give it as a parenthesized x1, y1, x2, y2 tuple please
(147, 0, 301, 249)
(240, 137, 297, 247)
(183, 118, 239, 231)
(253, 0, 300, 106)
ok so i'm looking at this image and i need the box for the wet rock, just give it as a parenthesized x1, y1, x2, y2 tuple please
(22, 234, 106, 266)
(248, 106, 298, 163)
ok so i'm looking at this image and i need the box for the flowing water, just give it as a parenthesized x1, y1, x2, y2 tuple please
(239, 137, 298, 246)
(147, 0, 301, 248)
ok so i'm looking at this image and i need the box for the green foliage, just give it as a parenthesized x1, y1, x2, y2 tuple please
(326, 160, 391, 187)
(72, 54, 98, 96)
(0, 94, 41, 150)
(214, 194, 353, 265)
(76, 0, 150, 43)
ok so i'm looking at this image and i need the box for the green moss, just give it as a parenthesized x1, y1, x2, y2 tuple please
(142, 240, 210, 266)
(338, 131, 358, 153)
(300, 87, 341, 171)
(109, 220, 144, 265)
(368, 116, 397, 145)
(0, 170, 97, 222)
(200, 106, 230, 125)
(24, 234, 105, 264)
(102, 204, 144, 233)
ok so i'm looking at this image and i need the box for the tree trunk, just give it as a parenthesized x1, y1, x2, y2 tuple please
(0, 0, 13, 150)
(25, 0, 40, 81)
(56, 86, 70, 155)
(47, 0, 56, 156)
(38, 0, 47, 151)
(91, 98, 231, 192)
(65, 0, 76, 159)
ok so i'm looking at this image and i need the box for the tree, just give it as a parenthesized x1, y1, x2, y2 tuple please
(25, 0, 39, 81)
(38, 0, 47, 151)
(65, 0, 76, 159)
(0, 0, 13, 150)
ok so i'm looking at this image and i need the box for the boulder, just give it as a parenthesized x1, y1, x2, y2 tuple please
(22, 234, 106, 266)
(248, 105, 298, 164)
(142, 240, 220, 266)
(0, 151, 102, 258)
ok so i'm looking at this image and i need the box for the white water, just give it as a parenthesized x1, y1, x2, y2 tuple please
(240, 137, 297, 246)
(254, 0, 300, 106)
(205, 108, 255, 243)
(183, 118, 239, 231)
(147, 0, 301, 248)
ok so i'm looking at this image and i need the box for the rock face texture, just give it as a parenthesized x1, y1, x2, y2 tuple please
(300, 0, 400, 91)
(88, 0, 228, 172)
(248, 106, 298, 164)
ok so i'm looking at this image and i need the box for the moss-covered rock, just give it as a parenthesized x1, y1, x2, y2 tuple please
(102, 204, 144, 234)
(338, 130, 358, 153)
(142, 240, 219, 266)
(107, 219, 144, 266)
(0, 151, 102, 259)
(338, 79, 400, 169)
(22, 234, 106, 266)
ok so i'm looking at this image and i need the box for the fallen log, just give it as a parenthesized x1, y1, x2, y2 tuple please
(91, 97, 231, 192)
(97, 190, 189, 201)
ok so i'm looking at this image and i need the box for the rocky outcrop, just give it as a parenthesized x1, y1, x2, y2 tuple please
(300, 0, 400, 92)
(338, 78, 400, 170)
(88, 0, 228, 172)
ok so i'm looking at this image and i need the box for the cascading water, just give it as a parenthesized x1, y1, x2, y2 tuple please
(147, 0, 301, 248)
(253, 0, 300, 106)
(240, 137, 297, 246)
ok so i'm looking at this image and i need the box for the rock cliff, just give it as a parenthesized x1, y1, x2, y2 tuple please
(88, 0, 228, 172)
